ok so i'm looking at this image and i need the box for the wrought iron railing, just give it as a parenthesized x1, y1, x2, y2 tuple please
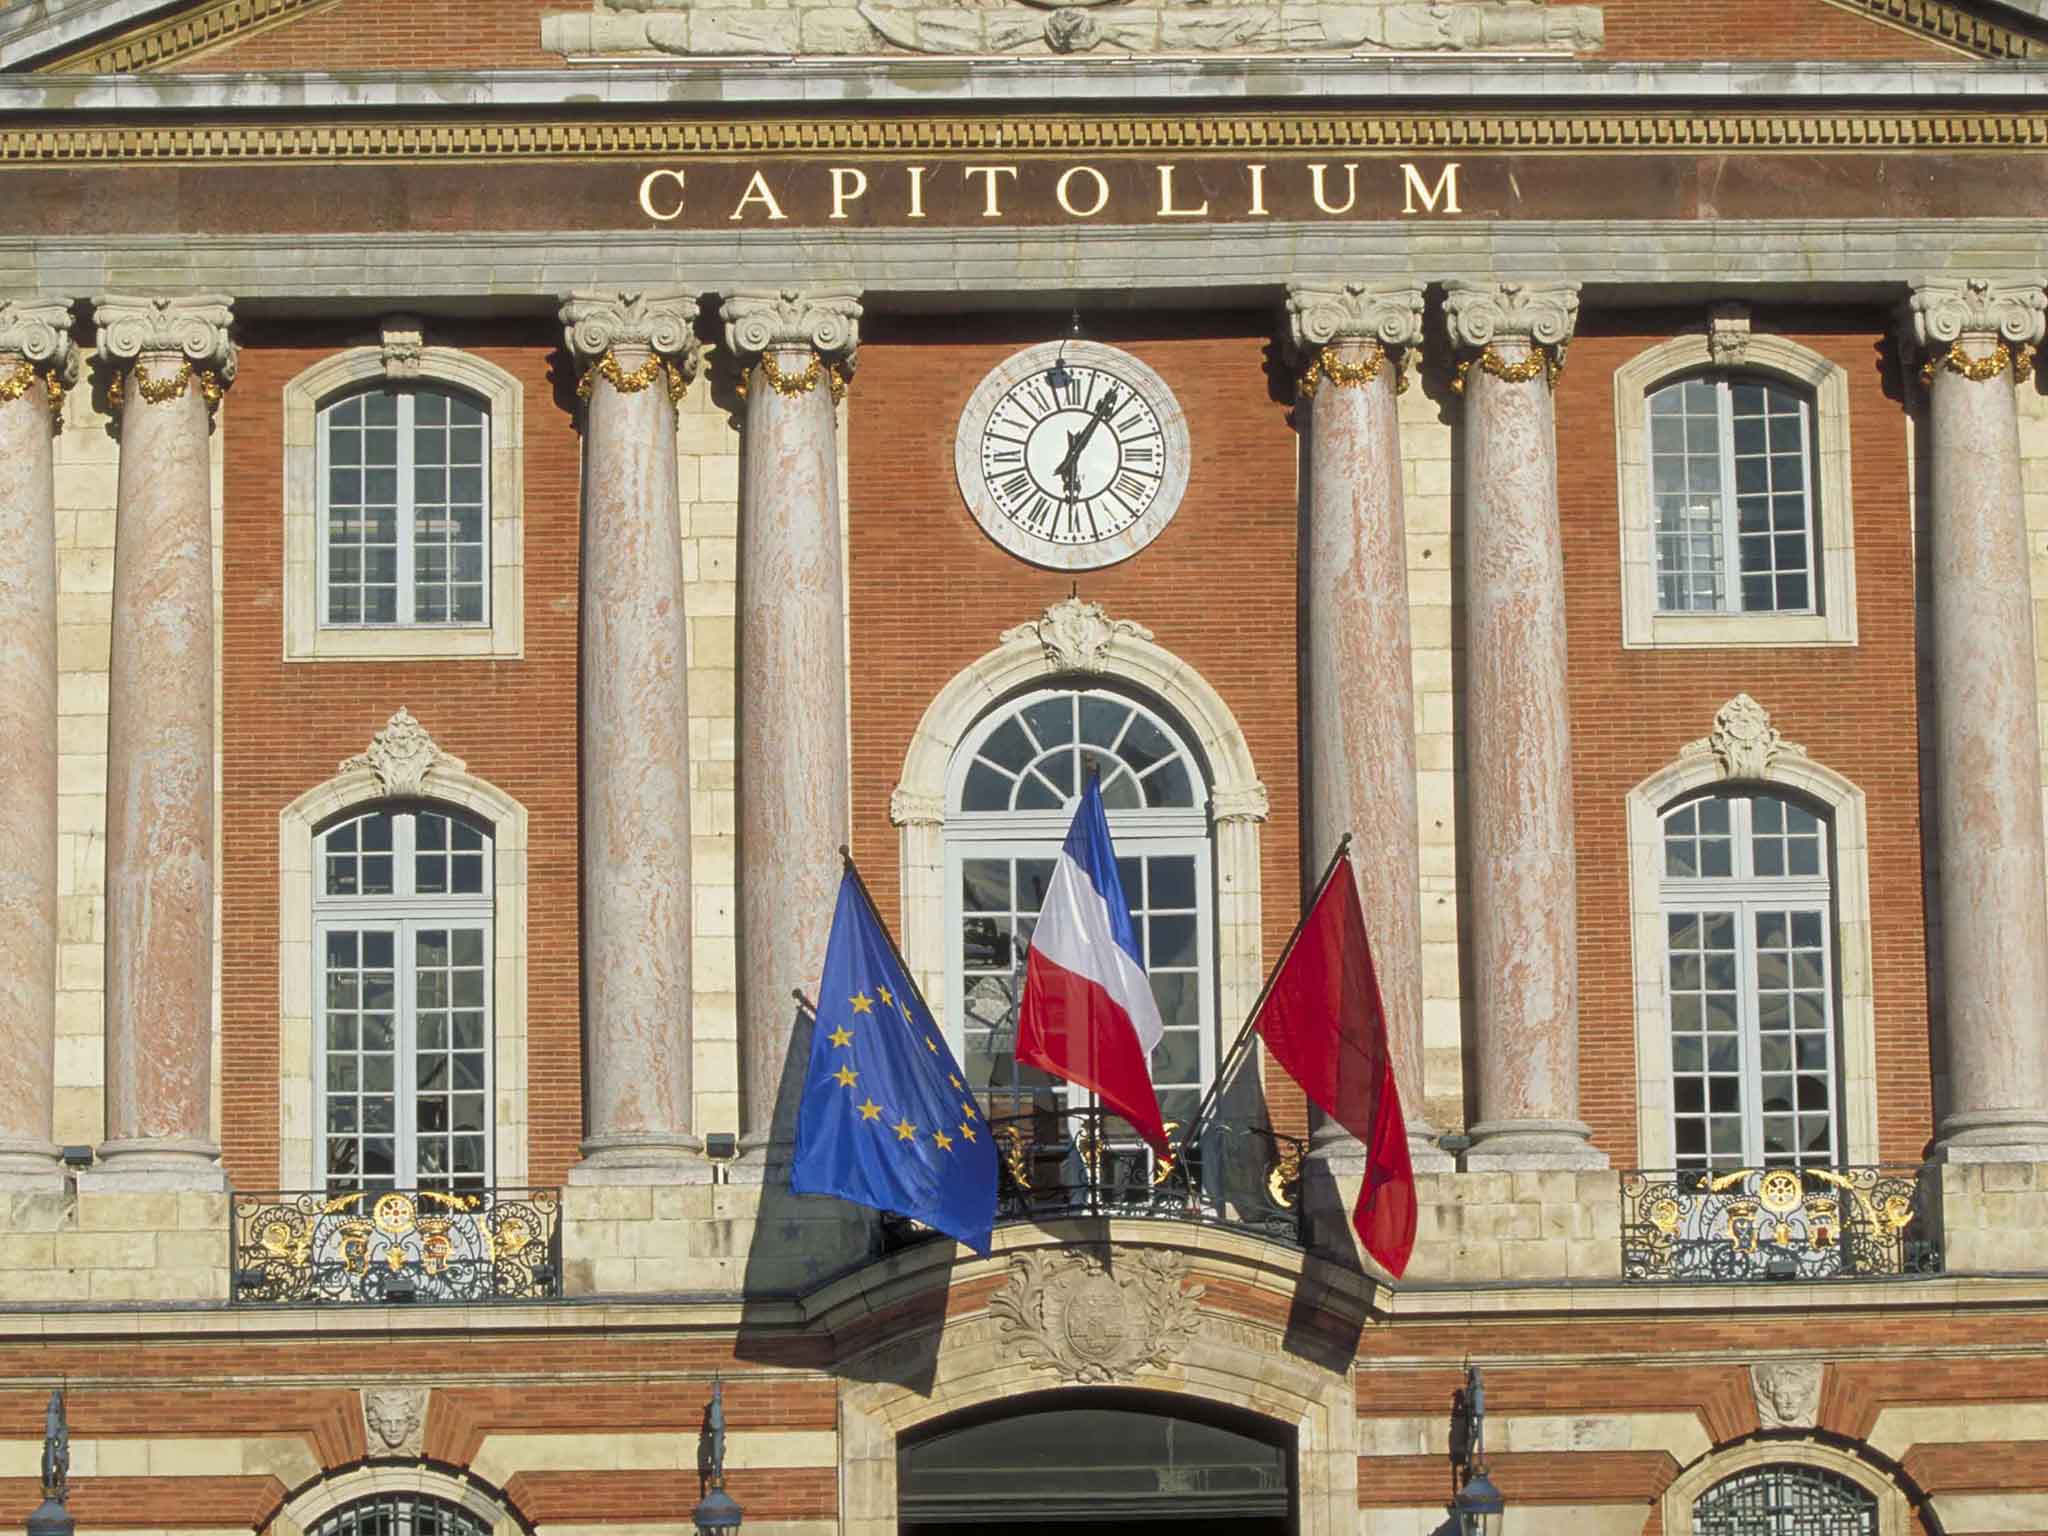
(231, 1187, 562, 1304)
(1621, 1164, 1942, 1283)
(885, 1107, 1306, 1248)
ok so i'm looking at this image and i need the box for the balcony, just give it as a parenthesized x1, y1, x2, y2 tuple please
(1620, 1165, 1943, 1283)
(231, 1187, 562, 1304)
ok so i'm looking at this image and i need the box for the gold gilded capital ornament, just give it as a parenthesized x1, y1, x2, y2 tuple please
(1285, 281, 1424, 400)
(722, 288, 862, 406)
(1908, 276, 2047, 387)
(560, 289, 703, 407)
(0, 299, 81, 418)
(1443, 278, 1579, 393)
(93, 293, 236, 410)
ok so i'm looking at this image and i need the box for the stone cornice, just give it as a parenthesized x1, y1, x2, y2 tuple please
(1285, 282, 1426, 357)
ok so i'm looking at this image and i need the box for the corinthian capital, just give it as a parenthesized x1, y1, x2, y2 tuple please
(720, 288, 861, 366)
(1443, 280, 1580, 352)
(0, 298, 81, 388)
(559, 289, 703, 377)
(1907, 277, 2047, 353)
(1285, 282, 1425, 359)
(93, 294, 236, 381)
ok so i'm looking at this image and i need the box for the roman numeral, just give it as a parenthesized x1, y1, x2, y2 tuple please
(1124, 443, 1157, 464)
(988, 447, 1023, 466)
(1112, 472, 1151, 504)
(997, 470, 1032, 502)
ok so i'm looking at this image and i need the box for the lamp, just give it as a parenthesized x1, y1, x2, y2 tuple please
(1448, 1367, 1506, 1536)
(693, 1381, 744, 1536)
(26, 1390, 73, 1536)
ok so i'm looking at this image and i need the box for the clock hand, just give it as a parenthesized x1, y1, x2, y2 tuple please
(1053, 387, 1121, 490)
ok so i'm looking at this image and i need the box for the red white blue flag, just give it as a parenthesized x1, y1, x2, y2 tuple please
(1015, 776, 1172, 1154)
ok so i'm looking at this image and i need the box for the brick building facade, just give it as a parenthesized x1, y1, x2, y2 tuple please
(1, 1, 2047, 1534)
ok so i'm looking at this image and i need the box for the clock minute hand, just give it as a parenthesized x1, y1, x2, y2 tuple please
(1054, 387, 1122, 492)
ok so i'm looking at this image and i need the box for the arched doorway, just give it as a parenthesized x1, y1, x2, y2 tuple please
(898, 1391, 1294, 1536)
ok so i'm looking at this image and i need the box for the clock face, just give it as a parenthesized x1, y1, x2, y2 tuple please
(956, 341, 1190, 571)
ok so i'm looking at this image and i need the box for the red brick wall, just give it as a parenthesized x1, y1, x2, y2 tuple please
(1558, 310, 1933, 1166)
(218, 324, 586, 1189)
(1594, 0, 1964, 58)
(845, 314, 1309, 1133)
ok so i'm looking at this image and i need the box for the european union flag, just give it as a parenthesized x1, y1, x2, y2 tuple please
(791, 866, 999, 1254)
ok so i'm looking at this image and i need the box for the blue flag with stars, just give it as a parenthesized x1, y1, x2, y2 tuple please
(791, 867, 999, 1254)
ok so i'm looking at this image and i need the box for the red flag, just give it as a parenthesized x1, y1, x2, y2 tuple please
(1251, 851, 1417, 1277)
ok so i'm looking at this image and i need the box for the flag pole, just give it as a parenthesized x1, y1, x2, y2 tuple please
(1172, 831, 1354, 1167)
(833, 846, 940, 1017)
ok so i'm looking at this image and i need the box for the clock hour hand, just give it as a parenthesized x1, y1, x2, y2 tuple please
(1053, 387, 1121, 497)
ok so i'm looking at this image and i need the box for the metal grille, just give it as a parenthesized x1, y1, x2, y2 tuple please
(1694, 1466, 1877, 1536)
(312, 1497, 493, 1536)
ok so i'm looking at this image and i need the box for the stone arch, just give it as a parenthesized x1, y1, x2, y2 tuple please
(1612, 328, 1857, 649)
(282, 341, 525, 661)
(1625, 695, 1877, 1167)
(266, 1462, 531, 1536)
(1661, 1439, 1912, 1536)
(890, 597, 1270, 1028)
(277, 708, 530, 1189)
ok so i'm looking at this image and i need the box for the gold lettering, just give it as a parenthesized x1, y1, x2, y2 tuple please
(638, 168, 686, 223)
(963, 164, 1020, 218)
(906, 164, 928, 220)
(830, 166, 869, 221)
(1155, 164, 1209, 218)
(1400, 162, 1462, 215)
(1307, 162, 1359, 216)
(1056, 165, 1110, 218)
(1246, 163, 1269, 217)
(729, 171, 788, 223)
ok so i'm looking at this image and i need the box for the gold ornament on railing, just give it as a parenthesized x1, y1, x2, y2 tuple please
(1918, 339, 2026, 387)
(1297, 342, 1408, 401)
(575, 347, 689, 405)
(108, 359, 225, 409)
(1450, 341, 1562, 395)
(736, 351, 850, 405)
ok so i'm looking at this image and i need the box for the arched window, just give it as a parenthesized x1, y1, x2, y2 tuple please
(315, 804, 494, 1192)
(1649, 374, 1817, 616)
(311, 1495, 494, 1536)
(945, 686, 1213, 1132)
(1661, 790, 1838, 1169)
(319, 383, 489, 628)
(1694, 1465, 1877, 1536)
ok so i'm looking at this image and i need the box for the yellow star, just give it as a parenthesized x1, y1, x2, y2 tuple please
(857, 1099, 882, 1121)
(894, 1118, 917, 1142)
(925, 1037, 939, 1053)
(828, 1025, 853, 1048)
(849, 993, 874, 1014)
(877, 985, 893, 1006)
(961, 1100, 978, 1120)
(958, 1120, 977, 1142)
(833, 1065, 858, 1088)
(948, 1074, 962, 1089)
(933, 1130, 954, 1152)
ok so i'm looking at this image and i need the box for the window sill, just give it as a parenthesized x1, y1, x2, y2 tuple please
(1625, 611, 1854, 650)
(287, 624, 519, 663)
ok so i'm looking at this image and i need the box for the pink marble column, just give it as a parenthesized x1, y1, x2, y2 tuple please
(1285, 281, 1446, 1169)
(561, 291, 703, 1181)
(91, 294, 234, 1186)
(1909, 277, 2048, 1160)
(0, 300, 77, 1189)
(1443, 280, 1604, 1170)
(722, 288, 860, 1158)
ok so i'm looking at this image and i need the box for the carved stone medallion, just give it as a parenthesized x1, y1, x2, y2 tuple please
(989, 1247, 1205, 1384)
(1000, 596, 1155, 674)
(340, 707, 467, 796)
(361, 1386, 429, 1458)
(1750, 1361, 1823, 1430)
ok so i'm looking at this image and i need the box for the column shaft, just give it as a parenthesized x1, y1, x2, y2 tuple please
(567, 304, 701, 1178)
(1913, 278, 2048, 1156)
(0, 304, 74, 1186)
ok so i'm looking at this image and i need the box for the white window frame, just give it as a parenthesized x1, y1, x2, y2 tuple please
(313, 806, 495, 1190)
(1615, 331, 1857, 649)
(316, 385, 492, 631)
(1660, 793, 1839, 1170)
(1647, 375, 1818, 618)
(941, 686, 1219, 1129)
(283, 345, 525, 662)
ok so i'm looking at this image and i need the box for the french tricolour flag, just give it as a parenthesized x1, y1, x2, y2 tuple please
(1015, 776, 1172, 1154)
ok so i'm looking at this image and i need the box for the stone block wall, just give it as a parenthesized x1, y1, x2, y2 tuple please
(1937, 1157, 2048, 1273)
(1405, 1170, 1623, 1282)
(0, 1188, 230, 1303)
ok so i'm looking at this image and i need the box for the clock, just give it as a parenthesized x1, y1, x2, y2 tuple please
(955, 340, 1190, 570)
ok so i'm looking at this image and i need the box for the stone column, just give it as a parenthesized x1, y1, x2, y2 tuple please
(1443, 280, 1604, 1170)
(1285, 281, 1447, 1169)
(721, 287, 860, 1161)
(0, 300, 79, 1190)
(561, 290, 704, 1182)
(1908, 277, 2048, 1160)
(90, 294, 234, 1187)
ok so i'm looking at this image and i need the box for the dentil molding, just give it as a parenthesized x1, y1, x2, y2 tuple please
(559, 288, 704, 370)
(989, 1246, 1205, 1384)
(340, 708, 467, 797)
